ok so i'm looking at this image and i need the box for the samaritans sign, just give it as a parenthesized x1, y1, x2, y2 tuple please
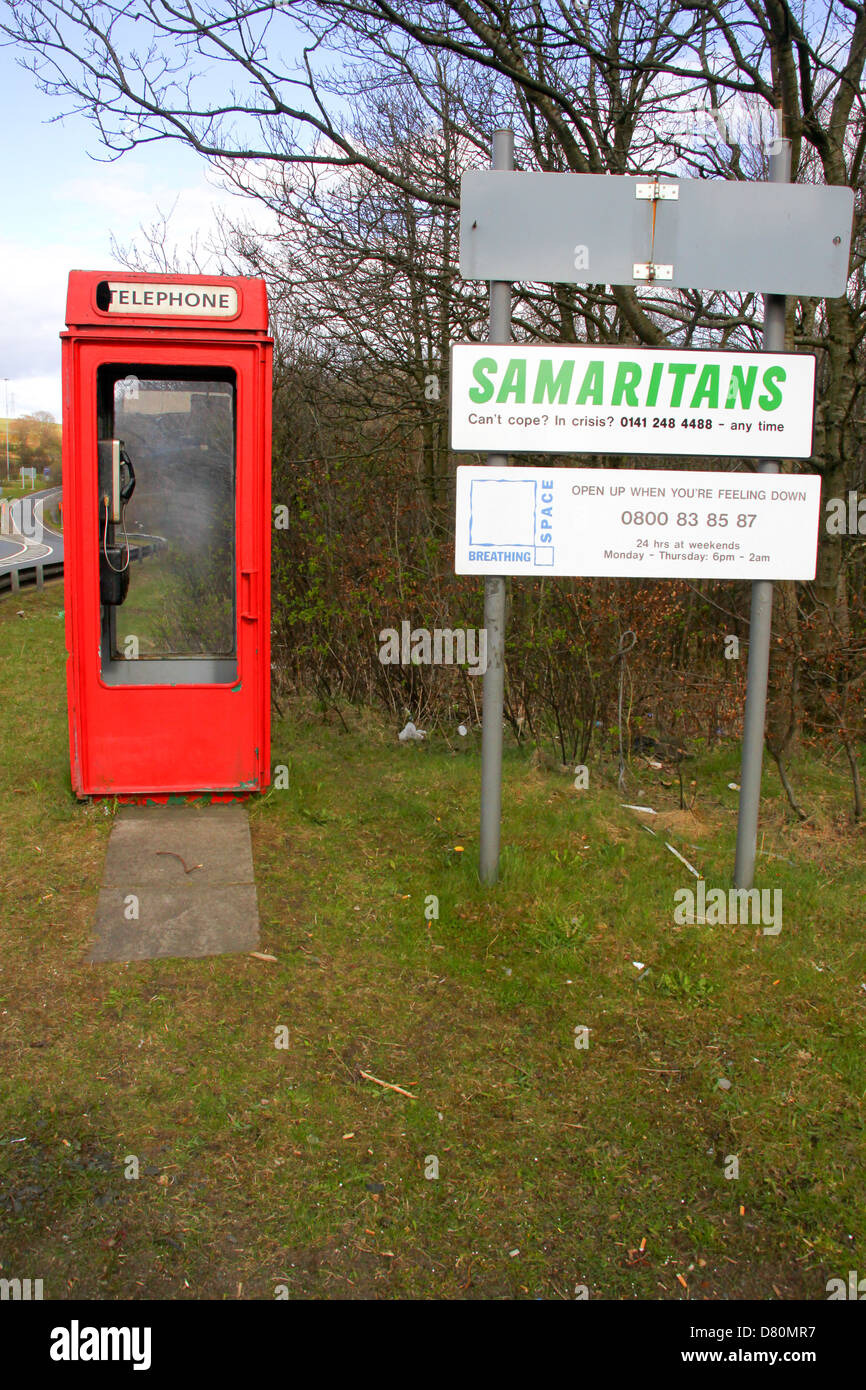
(450, 344, 816, 459)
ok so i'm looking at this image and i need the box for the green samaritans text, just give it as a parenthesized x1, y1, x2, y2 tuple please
(468, 356, 786, 412)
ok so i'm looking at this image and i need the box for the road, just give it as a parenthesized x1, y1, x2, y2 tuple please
(1, 483, 167, 595)
(0, 487, 64, 573)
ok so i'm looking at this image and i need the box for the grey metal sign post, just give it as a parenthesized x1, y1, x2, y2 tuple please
(733, 139, 790, 889)
(479, 128, 513, 884)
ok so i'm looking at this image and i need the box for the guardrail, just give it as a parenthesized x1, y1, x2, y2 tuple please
(0, 559, 63, 596)
(0, 537, 167, 599)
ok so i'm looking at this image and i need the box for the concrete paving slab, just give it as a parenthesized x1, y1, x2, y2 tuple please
(90, 803, 260, 962)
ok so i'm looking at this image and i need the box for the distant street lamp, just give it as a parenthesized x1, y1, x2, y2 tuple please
(3, 379, 9, 482)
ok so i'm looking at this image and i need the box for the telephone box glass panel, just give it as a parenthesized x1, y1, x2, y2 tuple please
(96, 366, 237, 686)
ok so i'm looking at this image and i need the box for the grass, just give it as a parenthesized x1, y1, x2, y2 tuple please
(0, 480, 56, 503)
(1, 585, 865, 1299)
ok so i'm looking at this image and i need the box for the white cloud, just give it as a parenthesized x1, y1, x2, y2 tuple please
(3, 375, 62, 421)
(0, 246, 72, 417)
(55, 161, 254, 262)
(0, 166, 270, 419)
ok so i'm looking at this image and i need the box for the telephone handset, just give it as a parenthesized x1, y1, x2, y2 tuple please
(98, 439, 136, 606)
(116, 443, 136, 517)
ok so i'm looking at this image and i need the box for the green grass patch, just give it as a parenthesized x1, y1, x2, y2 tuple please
(1, 586, 865, 1299)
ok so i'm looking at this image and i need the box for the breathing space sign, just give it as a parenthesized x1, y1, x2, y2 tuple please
(450, 344, 816, 458)
(454, 466, 822, 580)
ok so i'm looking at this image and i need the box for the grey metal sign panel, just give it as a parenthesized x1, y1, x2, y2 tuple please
(459, 172, 854, 297)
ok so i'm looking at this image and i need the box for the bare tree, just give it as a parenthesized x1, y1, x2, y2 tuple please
(7, 0, 865, 738)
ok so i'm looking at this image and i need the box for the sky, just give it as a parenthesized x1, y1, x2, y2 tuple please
(0, 12, 811, 426)
(0, 44, 260, 422)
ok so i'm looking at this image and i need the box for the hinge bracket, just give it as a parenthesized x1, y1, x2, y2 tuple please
(635, 180, 679, 201)
(633, 262, 674, 282)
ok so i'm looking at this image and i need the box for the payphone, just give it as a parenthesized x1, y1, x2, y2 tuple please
(62, 271, 273, 797)
(98, 437, 136, 607)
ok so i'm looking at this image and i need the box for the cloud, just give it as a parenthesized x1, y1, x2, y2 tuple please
(0, 246, 71, 416)
(56, 161, 254, 262)
(0, 166, 269, 418)
(2, 375, 62, 421)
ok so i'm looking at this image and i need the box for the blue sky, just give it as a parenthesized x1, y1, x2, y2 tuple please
(0, 45, 256, 420)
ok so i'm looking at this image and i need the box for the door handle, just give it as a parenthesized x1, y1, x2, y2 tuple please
(240, 570, 257, 620)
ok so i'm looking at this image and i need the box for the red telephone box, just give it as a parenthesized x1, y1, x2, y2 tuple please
(61, 271, 273, 797)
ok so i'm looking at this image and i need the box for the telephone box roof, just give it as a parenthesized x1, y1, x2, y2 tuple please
(64, 270, 269, 333)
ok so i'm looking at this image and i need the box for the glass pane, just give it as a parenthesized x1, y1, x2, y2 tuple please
(98, 368, 236, 663)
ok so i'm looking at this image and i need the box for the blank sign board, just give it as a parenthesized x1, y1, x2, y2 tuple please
(460, 172, 854, 297)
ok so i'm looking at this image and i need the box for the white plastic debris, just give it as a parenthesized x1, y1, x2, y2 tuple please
(664, 842, 702, 879)
(457, 724, 468, 737)
(728, 782, 740, 790)
(398, 721, 426, 742)
(633, 961, 646, 971)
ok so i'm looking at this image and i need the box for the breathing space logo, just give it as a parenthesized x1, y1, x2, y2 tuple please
(49, 1321, 152, 1371)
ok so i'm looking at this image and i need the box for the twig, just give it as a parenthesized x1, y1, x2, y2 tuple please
(327, 1040, 357, 1081)
(766, 745, 809, 821)
(757, 849, 795, 866)
(156, 851, 202, 874)
(359, 1069, 417, 1100)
